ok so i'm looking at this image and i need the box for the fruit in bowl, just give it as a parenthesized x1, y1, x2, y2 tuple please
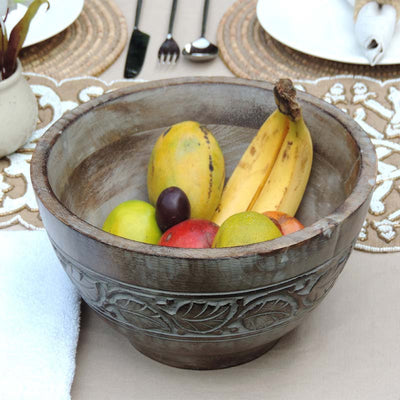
(155, 186, 191, 232)
(212, 79, 313, 226)
(159, 219, 219, 248)
(103, 79, 310, 249)
(31, 77, 376, 370)
(147, 120, 225, 220)
(263, 211, 304, 235)
(212, 211, 282, 248)
(102, 200, 161, 244)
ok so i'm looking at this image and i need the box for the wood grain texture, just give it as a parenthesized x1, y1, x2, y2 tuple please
(31, 77, 377, 369)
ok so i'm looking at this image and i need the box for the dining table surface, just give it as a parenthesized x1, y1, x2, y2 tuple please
(100, 0, 234, 82)
(3, 0, 400, 399)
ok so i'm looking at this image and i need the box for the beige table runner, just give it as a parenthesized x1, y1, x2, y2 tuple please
(2, 73, 399, 253)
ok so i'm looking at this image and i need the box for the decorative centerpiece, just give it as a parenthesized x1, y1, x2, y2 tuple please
(0, 0, 48, 157)
(31, 77, 376, 370)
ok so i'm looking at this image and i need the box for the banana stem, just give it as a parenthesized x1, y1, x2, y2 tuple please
(273, 79, 301, 122)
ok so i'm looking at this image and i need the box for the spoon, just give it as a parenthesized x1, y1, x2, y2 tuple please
(182, 0, 218, 62)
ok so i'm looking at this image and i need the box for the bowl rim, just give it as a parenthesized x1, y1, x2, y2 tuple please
(31, 76, 377, 260)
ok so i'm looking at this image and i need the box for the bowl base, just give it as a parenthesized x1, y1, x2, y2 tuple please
(129, 338, 280, 370)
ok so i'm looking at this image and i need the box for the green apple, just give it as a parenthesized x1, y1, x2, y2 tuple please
(102, 200, 162, 244)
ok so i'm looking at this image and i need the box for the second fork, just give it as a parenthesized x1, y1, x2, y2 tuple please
(158, 0, 180, 64)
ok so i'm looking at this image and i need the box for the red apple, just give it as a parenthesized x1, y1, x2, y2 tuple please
(158, 219, 219, 248)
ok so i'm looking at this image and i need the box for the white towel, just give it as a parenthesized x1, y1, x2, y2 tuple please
(346, 0, 398, 65)
(0, 230, 81, 400)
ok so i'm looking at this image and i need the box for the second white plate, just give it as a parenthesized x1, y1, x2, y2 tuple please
(5, 0, 84, 48)
(256, 0, 400, 65)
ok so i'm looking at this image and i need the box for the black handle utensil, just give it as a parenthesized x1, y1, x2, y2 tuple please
(124, 0, 150, 78)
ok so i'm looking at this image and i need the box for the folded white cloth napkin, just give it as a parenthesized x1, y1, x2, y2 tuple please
(346, 0, 399, 65)
(0, 230, 81, 400)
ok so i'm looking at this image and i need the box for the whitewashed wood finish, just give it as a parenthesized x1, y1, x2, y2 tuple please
(31, 77, 377, 369)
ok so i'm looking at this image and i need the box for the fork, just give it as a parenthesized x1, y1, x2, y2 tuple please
(158, 0, 180, 64)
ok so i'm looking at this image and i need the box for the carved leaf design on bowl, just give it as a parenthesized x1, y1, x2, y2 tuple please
(50, 238, 353, 338)
(173, 301, 237, 334)
(104, 290, 171, 333)
(238, 295, 297, 331)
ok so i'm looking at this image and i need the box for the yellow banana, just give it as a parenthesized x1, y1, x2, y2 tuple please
(212, 78, 313, 224)
(250, 116, 313, 216)
(211, 110, 289, 226)
(212, 110, 289, 225)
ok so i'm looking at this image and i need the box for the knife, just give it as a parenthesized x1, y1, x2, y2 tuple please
(124, 0, 150, 78)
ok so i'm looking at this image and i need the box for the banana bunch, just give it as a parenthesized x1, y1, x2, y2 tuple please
(212, 79, 313, 226)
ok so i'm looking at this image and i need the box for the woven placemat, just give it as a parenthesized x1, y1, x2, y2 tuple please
(217, 0, 400, 82)
(19, 0, 127, 80)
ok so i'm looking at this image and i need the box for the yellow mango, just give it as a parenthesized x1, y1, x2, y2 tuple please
(147, 121, 225, 220)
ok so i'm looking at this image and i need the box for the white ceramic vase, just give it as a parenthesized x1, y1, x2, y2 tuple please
(0, 60, 38, 158)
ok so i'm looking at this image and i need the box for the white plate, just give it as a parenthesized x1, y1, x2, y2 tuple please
(5, 0, 84, 48)
(256, 0, 400, 65)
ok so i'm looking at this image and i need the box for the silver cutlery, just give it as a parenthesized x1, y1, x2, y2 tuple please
(182, 0, 218, 62)
(158, 0, 180, 64)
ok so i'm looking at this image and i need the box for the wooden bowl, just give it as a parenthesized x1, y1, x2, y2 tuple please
(31, 77, 376, 370)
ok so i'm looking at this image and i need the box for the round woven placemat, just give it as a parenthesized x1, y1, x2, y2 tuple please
(19, 0, 127, 79)
(217, 0, 400, 82)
